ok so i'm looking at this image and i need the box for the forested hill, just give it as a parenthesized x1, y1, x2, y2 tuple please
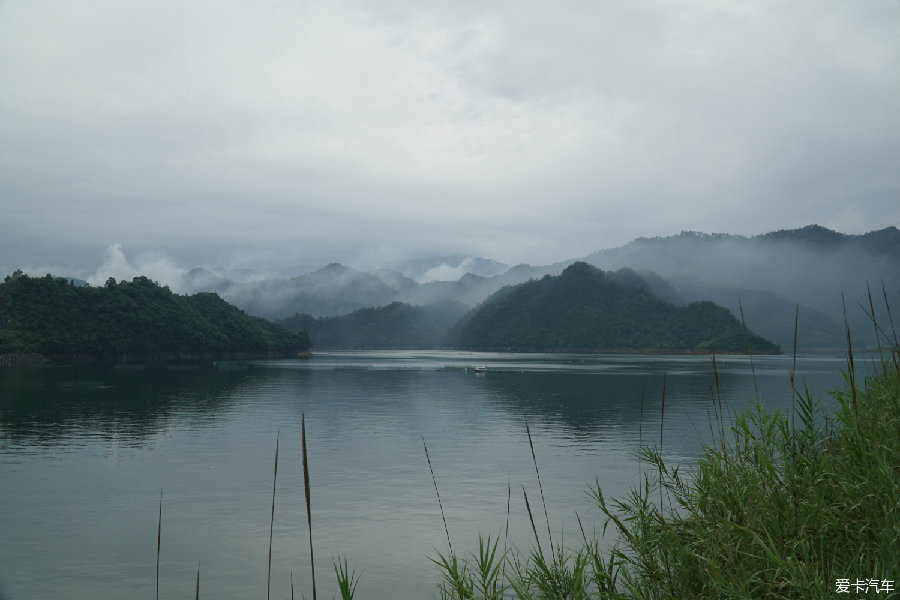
(451, 262, 781, 353)
(0, 272, 310, 362)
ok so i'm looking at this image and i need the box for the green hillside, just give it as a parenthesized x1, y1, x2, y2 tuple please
(0, 272, 309, 362)
(451, 262, 780, 353)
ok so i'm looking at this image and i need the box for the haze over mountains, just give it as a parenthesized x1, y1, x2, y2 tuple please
(584, 225, 899, 350)
(169, 224, 899, 352)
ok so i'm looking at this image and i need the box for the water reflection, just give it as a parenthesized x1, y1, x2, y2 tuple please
(0, 351, 865, 600)
(1, 353, 855, 451)
(0, 364, 252, 449)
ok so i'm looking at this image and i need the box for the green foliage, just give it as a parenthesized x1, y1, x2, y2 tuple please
(333, 556, 361, 600)
(0, 272, 309, 360)
(433, 535, 508, 600)
(452, 262, 780, 353)
(589, 359, 900, 598)
(508, 544, 590, 600)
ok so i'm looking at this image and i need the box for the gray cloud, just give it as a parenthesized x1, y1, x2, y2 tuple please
(1, 0, 897, 279)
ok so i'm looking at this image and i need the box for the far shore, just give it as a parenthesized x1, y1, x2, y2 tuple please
(0, 350, 312, 368)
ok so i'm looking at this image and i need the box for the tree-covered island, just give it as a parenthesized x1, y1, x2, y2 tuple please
(452, 262, 781, 353)
(0, 271, 310, 364)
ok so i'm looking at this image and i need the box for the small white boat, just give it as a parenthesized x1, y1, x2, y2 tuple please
(474, 366, 487, 373)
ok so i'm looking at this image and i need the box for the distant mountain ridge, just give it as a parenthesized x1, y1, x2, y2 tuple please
(613, 225, 899, 253)
(275, 265, 780, 353)
(181, 260, 568, 319)
(584, 225, 898, 349)
(279, 300, 469, 349)
(759, 224, 900, 253)
(393, 255, 510, 281)
(5, 224, 891, 356)
(170, 224, 896, 351)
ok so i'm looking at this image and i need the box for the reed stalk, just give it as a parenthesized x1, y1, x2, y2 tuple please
(422, 435, 453, 556)
(301, 413, 317, 600)
(267, 430, 279, 600)
(501, 475, 510, 586)
(790, 305, 800, 532)
(842, 292, 858, 414)
(156, 489, 162, 600)
(791, 303, 799, 451)
(883, 282, 900, 349)
(522, 485, 544, 560)
(639, 386, 645, 496)
(866, 283, 883, 358)
(710, 355, 727, 460)
(738, 299, 761, 403)
(525, 419, 554, 557)
(575, 510, 587, 544)
(659, 374, 665, 513)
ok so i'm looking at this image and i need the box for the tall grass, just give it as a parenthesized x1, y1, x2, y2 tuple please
(591, 353, 899, 598)
(595, 307, 898, 598)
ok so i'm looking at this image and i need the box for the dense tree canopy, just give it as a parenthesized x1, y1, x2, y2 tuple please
(0, 272, 309, 360)
(450, 262, 781, 353)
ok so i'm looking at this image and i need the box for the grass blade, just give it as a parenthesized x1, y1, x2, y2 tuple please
(525, 419, 554, 557)
(156, 489, 162, 600)
(502, 474, 511, 587)
(302, 413, 317, 600)
(422, 435, 453, 556)
(522, 485, 544, 560)
(842, 292, 858, 414)
(267, 430, 279, 600)
(659, 374, 666, 513)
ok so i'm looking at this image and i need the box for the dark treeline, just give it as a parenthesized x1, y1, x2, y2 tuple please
(451, 262, 781, 353)
(0, 272, 309, 361)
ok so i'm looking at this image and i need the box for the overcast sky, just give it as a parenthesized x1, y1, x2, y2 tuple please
(2, 0, 898, 280)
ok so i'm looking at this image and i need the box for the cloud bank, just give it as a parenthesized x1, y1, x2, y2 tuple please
(1, 0, 897, 275)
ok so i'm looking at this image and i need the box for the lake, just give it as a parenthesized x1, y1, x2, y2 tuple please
(0, 351, 862, 599)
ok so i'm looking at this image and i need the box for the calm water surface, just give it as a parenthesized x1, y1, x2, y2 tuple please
(0, 351, 862, 599)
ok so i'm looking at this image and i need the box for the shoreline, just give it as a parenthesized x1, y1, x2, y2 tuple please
(0, 350, 311, 368)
